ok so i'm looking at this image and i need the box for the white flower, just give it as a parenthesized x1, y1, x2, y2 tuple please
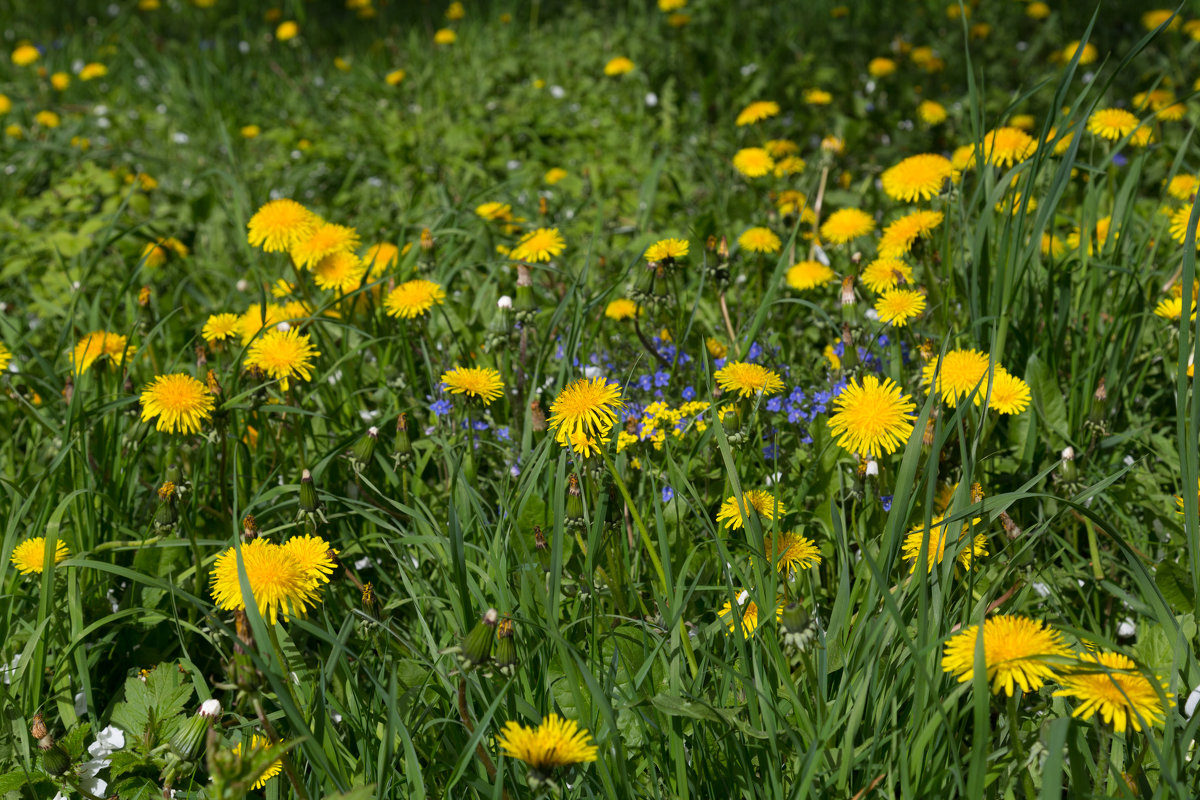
(644, 92, 658, 107)
(54, 726, 126, 800)
(1117, 618, 1136, 638)
(199, 698, 222, 717)
(1185, 684, 1200, 719)
(74, 691, 87, 717)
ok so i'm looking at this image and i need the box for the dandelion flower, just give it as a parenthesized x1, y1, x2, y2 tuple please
(765, 139, 799, 158)
(716, 490, 785, 530)
(497, 714, 598, 771)
(385, 69, 406, 86)
(604, 57, 634, 76)
(547, 377, 624, 455)
(732, 147, 775, 178)
(291, 223, 360, 270)
(902, 514, 988, 573)
(773, 156, 806, 177)
(875, 289, 926, 326)
(362, 242, 399, 278)
(736, 100, 780, 126)
(202, 313, 241, 344)
(827, 375, 916, 457)
(978, 127, 1036, 169)
(1026, 1, 1050, 19)
(881, 154, 952, 203)
(544, 167, 568, 185)
(434, 28, 457, 45)
(860, 258, 913, 293)
(231, 735, 283, 790)
(281, 534, 338, 589)
(645, 238, 689, 263)
(988, 368, 1031, 415)
(247, 199, 318, 253)
(1165, 175, 1199, 201)
(211, 537, 331, 624)
(71, 331, 136, 374)
(1055, 652, 1171, 732)
(1060, 41, 1098, 65)
(1087, 108, 1141, 142)
(918, 100, 948, 125)
(10, 537, 70, 575)
(868, 57, 897, 77)
(718, 591, 782, 637)
(0, 343, 10, 372)
(476, 202, 513, 221)
(237, 303, 292, 345)
(313, 251, 366, 293)
(441, 366, 504, 405)
(34, 111, 60, 128)
(11, 44, 39, 66)
(820, 208, 875, 245)
(738, 227, 781, 254)
(1167, 206, 1200, 248)
(804, 88, 832, 105)
(139, 373, 215, 434)
(715, 362, 784, 398)
(922, 349, 992, 407)
(605, 299, 640, 320)
(245, 328, 319, 391)
(765, 532, 821, 574)
(786, 261, 836, 291)
(510, 228, 565, 262)
(942, 615, 1070, 696)
(385, 280, 446, 319)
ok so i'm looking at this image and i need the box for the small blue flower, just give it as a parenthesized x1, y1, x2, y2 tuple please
(881, 495, 893, 512)
(762, 443, 778, 460)
(681, 385, 696, 401)
(661, 486, 674, 503)
(473, 420, 489, 431)
(747, 341, 763, 361)
(430, 399, 453, 416)
(637, 374, 654, 392)
(1112, 152, 1128, 167)
(496, 426, 511, 441)
(766, 396, 784, 413)
(654, 370, 671, 387)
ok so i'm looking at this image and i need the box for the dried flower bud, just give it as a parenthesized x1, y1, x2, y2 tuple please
(420, 228, 435, 252)
(361, 582, 377, 615)
(30, 714, 47, 741)
(458, 608, 498, 671)
(242, 515, 259, 541)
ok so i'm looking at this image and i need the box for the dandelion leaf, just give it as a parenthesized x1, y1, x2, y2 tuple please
(111, 665, 193, 748)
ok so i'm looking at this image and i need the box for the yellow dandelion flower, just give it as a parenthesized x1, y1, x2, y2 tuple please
(434, 28, 457, 45)
(237, 303, 292, 345)
(765, 532, 821, 574)
(441, 366, 504, 405)
(230, 735, 283, 790)
(1056, 652, 1171, 732)
(245, 328, 319, 391)
(313, 251, 366, 293)
(736, 100, 780, 126)
(0, 343, 10, 372)
(475, 201, 513, 221)
(804, 88, 832, 105)
(1165, 175, 1199, 201)
(385, 69, 406, 86)
(827, 375, 916, 456)
(706, 337, 728, 359)
(11, 44, 39, 67)
(645, 238, 689, 262)
(497, 714, 598, 770)
(786, 260, 836, 291)
(988, 368, 1031, 415)
(211, 537, 331, 624)
(291, 223, 360, 270)
(604, 56, 635, 76)
(978, 127, 1036, 168)
(943, 615, 1070, 696)
(868, 57, 896, 78)
(875, 289, 926, 326)
(605, 299, 640, 320)
(282, 534, 338, 589)
(547, 377, 624, 455)
(34, 110, 60, 128)
(139, 373, 215, 434)
(922, 348, 992, 407)
(71, 331, 136, 374)
(881, 154, 952, 203)
(717, 490, 786, 530)
(738, 227, 781, 254)
(362, 242, 400, 278)
(1060, 41, 1098, 65)
(10, 537, 70, 575)
(902, 514, 987, 573)
(1026, 1, 1050, 19)
(917, 100, 948, 126)
(385, 280, 446, 319)
(544, 167, 568, 185)
(765, 139, 799, 158)
(860, 258, 913, 293)
(879, 209, 944, 258)
(715, 362, 784, 398)
(718, 591, 783, 637)
(510, 227, 565, 262)
(247, 199, 318, 253)
(820, 208, 875, 245)
(1087, 108, 1142, 141)
(732, 147, 775, 178)
(773, 155, 806, 177)
(1167, 206, 1200, 248)
(202, 313, 241, 344)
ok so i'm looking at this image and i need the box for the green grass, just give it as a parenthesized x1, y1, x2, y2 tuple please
(1, 0, 1200, 798)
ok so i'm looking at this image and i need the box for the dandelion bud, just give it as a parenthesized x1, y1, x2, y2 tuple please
(999, 511, 1022, 539)
(717, 236, 729, 260)
(154, 480, 179, 530)
(351, 427, 378, 470)
(538, 195, 548, 217)
(206, 368, 222, 397)
(840, 276, 856, 307)
(780, 602, 818, 652)
(458, 608, 498, 671)
(30, 714, 47, 741)
(970, 482, 984, 504)
(495, 618, 518, 677)
(299, 470, 318, 513)
(865, 460, 879, 477)
(533, 526, 547, 550)
(170, 699, 222, 762)
(922, 416, 937, 448)
(514, 263, 536, 322)
(420, 227, 435, 252)
(529, 400, 547, 432)
(242, 514, 259, 541)
(840, 323, 858, 369)
(1061, 446, 1075, 462)
(394, 413, 412, 463)
(138, 286, 151, 307)
(565, 473, 585, 527)
(361, 582, 377, 615)
(497, 295, 513, 310)
(40, 740, 71, 776)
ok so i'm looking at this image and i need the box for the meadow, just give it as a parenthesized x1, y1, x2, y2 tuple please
(2, 0, 1200, 797)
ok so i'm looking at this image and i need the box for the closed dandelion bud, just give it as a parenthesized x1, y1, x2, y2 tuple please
(780, 602, 818, 652)
(170, 699, 221, 762)
(420, 227, 435, 253)
(706, 235, 717, 252)
(299, 469, 318, 513)
(840, 275, 857, 312)
(1088, 378, 1108, 431)
(206, 368, 222, 397)
(40, 739, 71, 776)
(352, 427, 378, 469)
(515, 264, 536, 323)
(138, 286, 152, 307)
(458, 608, 498, 671)
(495, 618, 518, 677)
(538, 195, 548, 217)
(718, 236, 729, 260)
(840, 323, 858, 369)
(30, 714, 47, 741)
(565, 473, 585, 529)
(242, 514, 259, 541)
(361, 582, 377, 615)
(529, 400, 547, 432)
(394, 413, 412, 464)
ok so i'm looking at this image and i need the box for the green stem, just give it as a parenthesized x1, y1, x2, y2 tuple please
(1007, 692, 1036, 800)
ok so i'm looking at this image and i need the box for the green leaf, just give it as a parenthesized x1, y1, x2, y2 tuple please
(323, 785, 379, 800)
(107, 750, 147, 780)
(0, 770, 51, 795)
(1026, 354, 1071, 449)
(111, 665, 193, 749)
(111, 776, 161, 800)
(1154, 561, 1194, 614)
(59, 722, 91, 760)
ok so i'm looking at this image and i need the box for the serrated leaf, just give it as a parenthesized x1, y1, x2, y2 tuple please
(60, 722, 91, 760)
(112, 776, 160, 800)
(107, 749, 147, 780)
(111, 666, 193, 749)
(1155, 561, 1194, 613)
(0, 770, 51, 794)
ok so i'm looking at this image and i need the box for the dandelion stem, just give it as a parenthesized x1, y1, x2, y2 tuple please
(252, 695, 311, 800)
